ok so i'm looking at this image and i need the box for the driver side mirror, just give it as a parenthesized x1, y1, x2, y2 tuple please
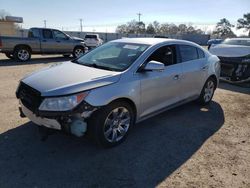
(142, 61, 165, 72)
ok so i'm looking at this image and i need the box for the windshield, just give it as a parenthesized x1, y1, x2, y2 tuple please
(73, 42, 149, 71)
(222, 39, 250, 46)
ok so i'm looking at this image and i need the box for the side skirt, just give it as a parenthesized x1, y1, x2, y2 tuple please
(136, 95, 199, 123)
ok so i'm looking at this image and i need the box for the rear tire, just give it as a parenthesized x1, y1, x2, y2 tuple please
(87, 101, 135, 148)
(198, 77, 216, 105)
(13, 46, 31, 62)
(5, 53, 13, 59)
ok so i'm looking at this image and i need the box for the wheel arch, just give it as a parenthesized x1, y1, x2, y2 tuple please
(207, 74, 218, 89)
(73, 45, 85, 51)
(107, 97, 137, 121)
(14, 44, 32, 53)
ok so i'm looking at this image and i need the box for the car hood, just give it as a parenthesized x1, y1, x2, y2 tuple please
(71, 36, 84, 42)
(22, 62, 121, 97)
(209, 44, 250, 57)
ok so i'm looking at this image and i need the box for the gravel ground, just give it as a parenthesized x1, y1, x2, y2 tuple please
(0, 54, 249, 188)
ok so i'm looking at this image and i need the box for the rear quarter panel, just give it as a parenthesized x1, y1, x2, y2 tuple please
(0, 36, 41, 53)
(207, 54, 221, 87)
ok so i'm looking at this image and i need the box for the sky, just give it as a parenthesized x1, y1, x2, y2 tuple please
(0, 0, 249, 35)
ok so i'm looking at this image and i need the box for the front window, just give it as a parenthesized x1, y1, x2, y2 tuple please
(73, 42, 149, 71)
(222, 39, 250, 46)
(53, 30, 68, 40)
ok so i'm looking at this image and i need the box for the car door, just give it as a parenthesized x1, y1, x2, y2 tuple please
(139, 45, 183, 117)
(52, 30, 74, 53)
(177, 45, 208, 100)
(40, 29, 58, 53)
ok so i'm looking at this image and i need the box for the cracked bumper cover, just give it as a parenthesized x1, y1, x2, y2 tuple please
(19, 100, 98, 131)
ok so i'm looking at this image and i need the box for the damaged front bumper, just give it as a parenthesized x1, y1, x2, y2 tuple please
(219, 56, 250, 83)
(19, 100, 98, 137)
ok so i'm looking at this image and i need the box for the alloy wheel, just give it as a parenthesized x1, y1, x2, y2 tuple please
(204, 80, 215, 102)
(103, 107, 131, 143)
(18, 49, 30, 61)
(74, 48, 83, 57)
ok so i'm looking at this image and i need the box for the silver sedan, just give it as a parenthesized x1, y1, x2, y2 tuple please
(16, 38, 221, 147)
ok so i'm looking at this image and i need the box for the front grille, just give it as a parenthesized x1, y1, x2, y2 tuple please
(218, 56, 243, 64)
(16, 82, 42, 113)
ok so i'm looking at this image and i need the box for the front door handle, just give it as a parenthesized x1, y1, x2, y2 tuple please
(202, 65, 209, 71)
(173, 75, 179, 80)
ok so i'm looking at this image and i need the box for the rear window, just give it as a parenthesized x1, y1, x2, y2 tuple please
(222, 39, 250, 46)
(197, 48, 205, 59)
(179, 45, 198, 62)
(28, 29, 40, 38)
(85, 35, 98, 39)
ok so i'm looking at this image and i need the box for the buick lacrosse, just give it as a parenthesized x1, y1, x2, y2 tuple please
(16, 38, 220, 147)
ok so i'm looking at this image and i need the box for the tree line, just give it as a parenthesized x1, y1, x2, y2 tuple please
(116, 13, 250, 38)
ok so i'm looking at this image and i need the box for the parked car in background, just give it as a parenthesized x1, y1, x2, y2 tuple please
(0, 27, 88, 61)
(209, 38, 250, 83)
(16, 38, 220, 147)
(84, 34, 103, 48)
(207, 39, 223, 49)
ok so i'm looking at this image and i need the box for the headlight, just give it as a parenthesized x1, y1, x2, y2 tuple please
(39, 92, 89, 111)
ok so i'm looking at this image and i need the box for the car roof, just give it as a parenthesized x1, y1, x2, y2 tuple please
(112, 37, 200, 47)
(30, 27, 58, 30)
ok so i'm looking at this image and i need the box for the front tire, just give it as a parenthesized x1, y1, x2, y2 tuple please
(198, 77, 216, 105)
(87, 101, 135, 147)
(73, 46, 85, 58)
(13, 47, 31, 62)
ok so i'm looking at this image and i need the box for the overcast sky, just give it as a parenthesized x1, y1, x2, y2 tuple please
(0, 0, 249, 35)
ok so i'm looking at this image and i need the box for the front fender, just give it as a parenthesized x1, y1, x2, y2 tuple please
(85, 78, 140, 111)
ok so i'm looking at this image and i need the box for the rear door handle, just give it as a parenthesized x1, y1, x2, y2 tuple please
(173, 75, 179, 80)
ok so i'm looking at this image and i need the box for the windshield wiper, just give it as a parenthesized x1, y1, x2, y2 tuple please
(72, 60, 118, 71)
(90, 63, 118, 71)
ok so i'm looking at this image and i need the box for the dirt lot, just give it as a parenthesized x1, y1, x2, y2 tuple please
(0, 54, 249, 188)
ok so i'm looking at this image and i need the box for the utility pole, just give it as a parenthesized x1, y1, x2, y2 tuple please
(80, 18, 83, 32)
(43, 20, 47, 28)
(137, 12, 142, 34)
(137, 12, 142, 23)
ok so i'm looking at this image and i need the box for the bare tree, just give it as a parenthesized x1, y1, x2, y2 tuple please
(146, 23, 155, 34)
(116, 24, 128, 34)
(152, 21, 160, 33)
(237, 13, 250, 36)
(117, 20, 205, 35)
(116, 20, 146, 34)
